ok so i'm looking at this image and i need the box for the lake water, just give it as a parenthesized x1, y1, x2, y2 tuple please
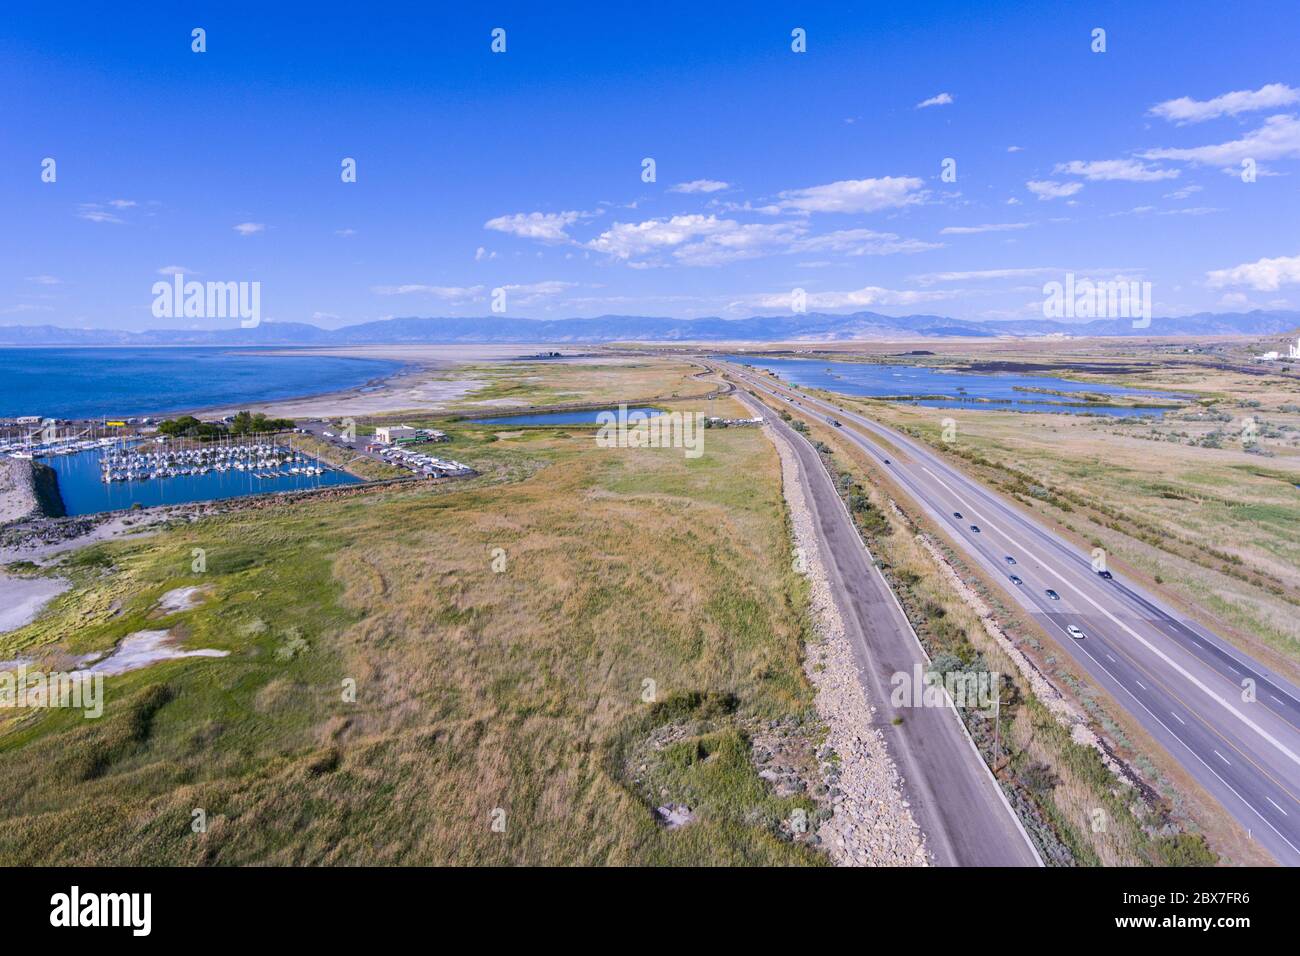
(471, 406, 665, 426)
(723, 355, 1183, 418)
(0, 348, 402, 420)
(45, 447, 360, 516)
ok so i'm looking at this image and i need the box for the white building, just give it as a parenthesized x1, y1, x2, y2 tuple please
(374, 425, 418, 444)
(1290, 336, 1300, 359)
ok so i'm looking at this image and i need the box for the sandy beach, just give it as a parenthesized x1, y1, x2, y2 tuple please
(202, 344, 592, 419)
(204, 343, 629, 418)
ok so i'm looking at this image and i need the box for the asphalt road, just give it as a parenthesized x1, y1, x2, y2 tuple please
(724, 362, 1300, 865)
(731, 386, 1042, 866)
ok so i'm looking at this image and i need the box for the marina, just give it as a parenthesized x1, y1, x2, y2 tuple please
(1, 430, 362, 518)
(98, 440, 330, 483)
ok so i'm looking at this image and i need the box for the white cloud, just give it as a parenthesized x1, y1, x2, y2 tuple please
(500, 281, 579, 305)
(1164, 184, 1203, 199)
(793, 228, 940, 256)
(748, 285, 955, 310)
(107, 199, 136, 208)
(1007, 145, 1024, 153)
(586, 214, 802, 266)
(156, 265, 193, 276)
(484, 210, 585, 242)
(774, 176, 927, 214)
(233, 222, 265, 235)
(1206, 253, 1300, 290)
(1141, 114, 1300, 167)
(475, 246, 496, 261)
(25, 275, 61, 285)
(939, 222, 1031, 235)
(668, 179, 730, 193)
(916, 92, 953, 109)
(76, 204, 123, 224)
(911, 267, 1063, 285)
(1149, 83, 1300, 124)
(335, 228, 356, 237)
(1026, 180, 1083, 200)
(370, 284, 486, 302)
(1054, 159, 1179, 182)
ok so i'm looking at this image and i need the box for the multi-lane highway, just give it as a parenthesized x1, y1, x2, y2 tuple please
(729, 384, 1041, 866)
(721, 360, 1300, 865)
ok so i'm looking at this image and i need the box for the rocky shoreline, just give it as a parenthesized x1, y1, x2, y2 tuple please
(766, 422, 928, 866)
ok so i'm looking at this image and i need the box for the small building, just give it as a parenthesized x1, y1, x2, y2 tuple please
(374, 425, 418, 444)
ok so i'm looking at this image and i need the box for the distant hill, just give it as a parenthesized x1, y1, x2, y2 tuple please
(1, 310, 1297, 346)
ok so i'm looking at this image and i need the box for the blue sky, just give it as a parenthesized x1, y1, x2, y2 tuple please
(3, 0, 1298, 329)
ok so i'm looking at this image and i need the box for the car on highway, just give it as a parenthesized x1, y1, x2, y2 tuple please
(883, 458, 891, 465)
(970, 525, 981, 533)
(1097, 570, 1113, 580)
(1066, 625, 1086, 640)
(1045, 589, 1061, 600)
(1009, 574, 1023, 586)
(953, 511, 963, 519)
(1005, 556, 1017, 565)
(827, 418, 842, 427)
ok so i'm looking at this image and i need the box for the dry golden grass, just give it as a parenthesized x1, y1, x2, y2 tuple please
(0, 394, 818, 865)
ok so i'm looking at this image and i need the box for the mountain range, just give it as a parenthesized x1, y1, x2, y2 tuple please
(1, 310, 1297, 346)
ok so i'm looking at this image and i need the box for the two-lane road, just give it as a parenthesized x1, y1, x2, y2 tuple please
(723, 361, 1300, 865)
(730, 385, 1041, 866)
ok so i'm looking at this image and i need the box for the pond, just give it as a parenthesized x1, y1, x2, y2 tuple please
(722, 355, 1184, 418)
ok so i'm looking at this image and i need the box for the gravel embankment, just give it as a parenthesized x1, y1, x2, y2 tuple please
(766, 424, 928, 866)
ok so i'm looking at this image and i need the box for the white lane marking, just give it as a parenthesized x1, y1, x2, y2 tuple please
(744, 373, 1300, 846)
(1069, 633, 1300, 860)
(1269, 797, 1289, 816)
(1106, 654, 1117, 663)
(1136, 679, 1147, 690)
(1215, 750, 1231, 765)
(918, 463, 1300, 772)
(1172, 712, 1186, 725)
(777, 369, 1300, 712)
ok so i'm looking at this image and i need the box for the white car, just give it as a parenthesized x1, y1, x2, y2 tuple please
(1066, 625, 1085, 641)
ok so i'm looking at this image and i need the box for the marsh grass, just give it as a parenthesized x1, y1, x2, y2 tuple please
(0, 399, 816, 865)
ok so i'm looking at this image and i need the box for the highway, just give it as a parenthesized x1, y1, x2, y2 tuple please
(731, 385, 1042, 866)
(721, 360, 1300, 866)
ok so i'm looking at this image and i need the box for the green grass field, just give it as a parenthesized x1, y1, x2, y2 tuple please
(0, 399, 822, 865)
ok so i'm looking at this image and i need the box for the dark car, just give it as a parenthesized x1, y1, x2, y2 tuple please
(883, 458, 891, 465)
(1098, 570, 1113, 580)
(1045, 589, 1060, 600)
(1005, 556, 1017, 565)
(970, 525, 981, 533)
(953, 511, 963, 519)
(1010, 574, 1023, 586)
